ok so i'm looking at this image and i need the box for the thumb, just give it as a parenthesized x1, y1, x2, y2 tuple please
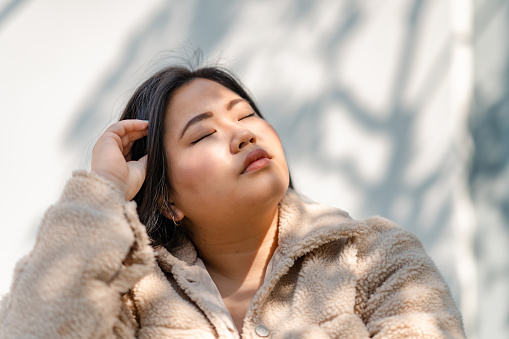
(137, 154, 148, 172)
(133, 154, 148, 183)
(125, 154, 148, 201)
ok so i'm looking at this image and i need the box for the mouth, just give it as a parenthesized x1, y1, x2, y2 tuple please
(242, 148, 272, 174)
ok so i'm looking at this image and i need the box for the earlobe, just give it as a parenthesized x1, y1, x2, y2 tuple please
(158, 196, 184, 222)
(160, 204, 184, 221)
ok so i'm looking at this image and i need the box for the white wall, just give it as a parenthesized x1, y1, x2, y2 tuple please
(473, 0, 509, 338)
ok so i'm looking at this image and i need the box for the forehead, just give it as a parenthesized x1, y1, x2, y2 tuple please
(166, 78, 240, 121)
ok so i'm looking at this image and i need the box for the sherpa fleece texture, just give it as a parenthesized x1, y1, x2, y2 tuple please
(0, 171, 466, 338)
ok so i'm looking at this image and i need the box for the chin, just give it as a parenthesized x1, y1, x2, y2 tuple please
(245, 172, 289, 206)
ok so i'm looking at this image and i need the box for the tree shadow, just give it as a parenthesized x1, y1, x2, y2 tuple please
(0, 0, 29, 30)
(471, 1, 509, 336)
(258, 0, 455, 285)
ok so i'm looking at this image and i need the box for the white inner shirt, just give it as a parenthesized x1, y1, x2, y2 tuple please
(192, 248, 281, 336)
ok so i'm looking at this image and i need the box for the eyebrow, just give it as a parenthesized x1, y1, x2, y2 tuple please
(179, 98, 248, 139)
(226, 98, 247, 110)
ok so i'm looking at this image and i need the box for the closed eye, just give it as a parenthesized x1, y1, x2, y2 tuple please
(240, 112, 255, 120)
(191, 131, 215, 144)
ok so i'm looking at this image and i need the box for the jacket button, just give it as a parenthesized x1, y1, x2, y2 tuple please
(255, 325, 270, 337)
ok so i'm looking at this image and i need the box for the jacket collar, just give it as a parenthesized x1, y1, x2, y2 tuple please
(276, 189, 368, 259)
(155, 189, 368, 269)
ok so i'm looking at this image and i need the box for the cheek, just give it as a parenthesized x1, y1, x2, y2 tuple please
(169, 146, 231, 196)
(171, 156, 205, 191)
(259, 122, 289, 178)
(257, 120, 281, 143)
(259, 123, 285, 158)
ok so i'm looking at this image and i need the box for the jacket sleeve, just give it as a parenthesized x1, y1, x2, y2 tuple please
(0, 171, 154, 339)
(356, 216, 466, 339)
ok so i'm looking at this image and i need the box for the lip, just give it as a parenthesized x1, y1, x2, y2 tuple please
(242, 148, 272, 174)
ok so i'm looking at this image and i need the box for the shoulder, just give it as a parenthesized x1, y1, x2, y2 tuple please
(354, 215, 448, 298)
(358, 216, 427, 256)
(356, 215, 434, 273)
(352, 219, 465, 337)
(280, 190, 437, 273)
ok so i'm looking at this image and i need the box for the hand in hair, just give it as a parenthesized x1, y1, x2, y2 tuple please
(91, 119, 149, 201)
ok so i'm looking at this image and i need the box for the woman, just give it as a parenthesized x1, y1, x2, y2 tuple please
(0, 65, 465, 338)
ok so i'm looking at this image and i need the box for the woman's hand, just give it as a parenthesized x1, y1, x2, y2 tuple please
(91, 120, 149, 201)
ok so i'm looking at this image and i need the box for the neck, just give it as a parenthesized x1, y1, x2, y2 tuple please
(192, 204, 279, 295)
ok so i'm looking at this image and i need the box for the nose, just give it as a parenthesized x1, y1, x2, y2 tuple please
(230, 127, 256, 153)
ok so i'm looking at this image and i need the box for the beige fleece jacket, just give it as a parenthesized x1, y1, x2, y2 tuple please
(0, 171, 466, 338)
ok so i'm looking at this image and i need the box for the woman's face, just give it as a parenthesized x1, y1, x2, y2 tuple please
(164, 78, 289, 226)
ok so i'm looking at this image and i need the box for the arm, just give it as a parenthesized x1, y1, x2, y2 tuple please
(0, 171, 154, 339)
(1, 120, 154, 338)
(356, 217, 466, 339)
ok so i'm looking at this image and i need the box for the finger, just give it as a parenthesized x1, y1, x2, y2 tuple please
(93, 132, 123, 153)
(100, 121, 148, 151)
(127, 155, 147, 179)
(120, 128, 148, 148)
(123, 140, 134, 158)
(105, 119, 149, 138)
(122, 139, 141, 158)
(126, 155, 148, 199)
(138, 154, 148, 173)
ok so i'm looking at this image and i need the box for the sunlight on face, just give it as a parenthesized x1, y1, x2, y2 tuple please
(164, 78, 289, 227)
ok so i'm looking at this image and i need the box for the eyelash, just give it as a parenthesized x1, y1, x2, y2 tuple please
(191, 113, 256, 144)
(240, 112, 255, 120)
(191, 132, 214, 144)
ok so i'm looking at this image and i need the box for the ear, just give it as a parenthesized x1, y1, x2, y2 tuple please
(158, 195, 184, 222)
(159, 201, 184, 223)
(162, 203, 184, 222)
